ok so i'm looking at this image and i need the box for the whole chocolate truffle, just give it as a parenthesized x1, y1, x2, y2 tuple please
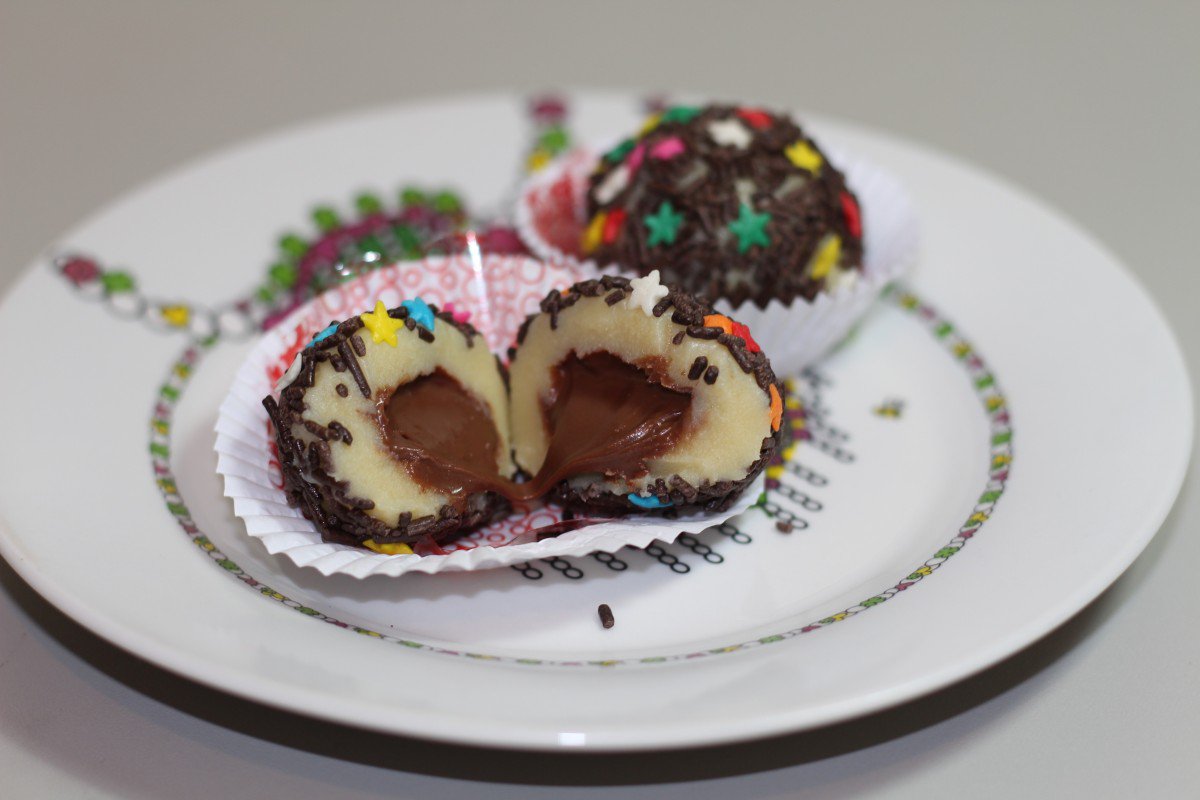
(582, 104, 864, 308)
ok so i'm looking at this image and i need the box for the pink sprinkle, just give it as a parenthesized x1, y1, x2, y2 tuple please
(443, 302, 471, 324)
(650, 137, 685, 160)
(627, 143, 646, 174)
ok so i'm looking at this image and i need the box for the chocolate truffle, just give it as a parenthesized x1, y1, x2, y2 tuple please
(582, 104, 864, 308)
(508, 272, 783, 515)
(265, 275, 782, 550)
(264, 298, 514, 550)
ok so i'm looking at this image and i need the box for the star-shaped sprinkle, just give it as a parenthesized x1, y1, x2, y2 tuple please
(309, 323, 338, 347)
(627, 269, 670, 316)
(808, 235, 842, 280)
(649, 136, 685, 160)
(728, 204, 771, 253)
(707, 117, 752, 149)
(730, 321, 761, 352)
(359, 300, 405, 346)
(401, 297, 436, 331)
(785, 140, 823, 173)
(644, 201, 684, 247)
(769, 385, 783, 431)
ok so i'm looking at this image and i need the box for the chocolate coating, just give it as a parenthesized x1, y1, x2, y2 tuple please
(584, 104, 864, 308)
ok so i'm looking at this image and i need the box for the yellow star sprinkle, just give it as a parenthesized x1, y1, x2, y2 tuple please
(809, 235, 842, 280)
(359, 300, 405, 347)
(363, 539, 414, 555)
(785, 140, 823, 173)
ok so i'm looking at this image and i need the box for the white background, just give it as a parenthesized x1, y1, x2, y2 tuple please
(1, 1, 1197, 797)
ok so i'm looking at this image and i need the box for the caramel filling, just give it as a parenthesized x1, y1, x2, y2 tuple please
(378, 353, 690, 506)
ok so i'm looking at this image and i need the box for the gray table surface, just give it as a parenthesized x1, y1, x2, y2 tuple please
(2, 1, 1197, 797)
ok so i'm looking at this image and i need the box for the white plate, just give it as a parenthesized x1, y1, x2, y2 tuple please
(0, 92, 1190, 751)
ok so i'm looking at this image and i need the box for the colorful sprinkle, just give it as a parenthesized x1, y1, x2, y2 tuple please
(275, 353, 303, 393)
(627, 269, 670, 316)
(736, 108, 773, 129)
(582, 211, 607, 254)
(627, 493, 671, 509)
(703, 314, 734, 334)
(363, 539, 414, 555)
(809, 235, 842, 280)
(638, 113, 663, 137)
(661, 105, 702, 124)
(604, 138, 635, 164)
(728, 204, 771, 253)
(769, 385, 783, 431)
(360, 300, 405, 347)
(627, 143, 646, 174)
(594, 164, 630, 205)
(730, 321, 761, 352)
(707, 117, 752, 149)
(401, 297, 436, 331)
(309, 323, 338, 347)
(649, 136, 686, 160)
(602, 208, 627, 244)
(785, 140, 823, 173)
(442, 302, 471, 324)
(644, 201, 684, 246)
(841, 191, 862, 238)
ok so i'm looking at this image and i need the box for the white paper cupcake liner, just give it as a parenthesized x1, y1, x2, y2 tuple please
(514, 142, 919, 376)
(214, 254, 765, 578)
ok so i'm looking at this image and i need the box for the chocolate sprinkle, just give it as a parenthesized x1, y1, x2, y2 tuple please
(703, 365, 719, 385)
(585, 104, 864, 308)
(337, 340, 371, 398)
(335, 383, 348, 397)
(598, 603, 615, 629)
(688, 356, 708, 381)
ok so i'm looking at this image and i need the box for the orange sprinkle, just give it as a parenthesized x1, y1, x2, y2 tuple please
(769, 385, 783, 431)
(703, 314, 733, 334)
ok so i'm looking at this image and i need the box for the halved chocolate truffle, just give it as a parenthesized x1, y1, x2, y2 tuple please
(265, 275, 783, 550)
(582, 104, 864, 308)
(508, 273, 783, 514)
(264, 298, 514, 549)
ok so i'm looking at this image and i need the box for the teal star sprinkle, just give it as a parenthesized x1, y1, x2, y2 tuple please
(644, 201, 685, 247)
(401, 297, 435, 331)
(728, 204, 771, 253)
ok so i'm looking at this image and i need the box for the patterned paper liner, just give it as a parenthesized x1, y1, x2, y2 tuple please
(214, 253, 764, 578)
(514, 144, 919, 376)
